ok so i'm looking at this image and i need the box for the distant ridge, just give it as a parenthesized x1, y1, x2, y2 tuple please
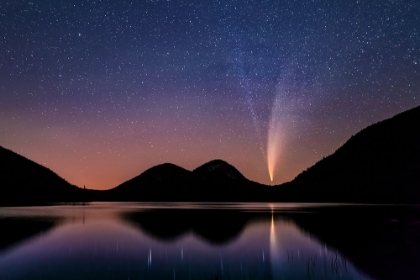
(105, 163, 193, 200)
(193, 159, 247, 182)
(0, 146, 86, 205)
(283, 105, 420, 203)
(106, 159, 271, 201)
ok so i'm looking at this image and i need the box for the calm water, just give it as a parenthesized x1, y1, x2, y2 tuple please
(0, 202, 418, 280)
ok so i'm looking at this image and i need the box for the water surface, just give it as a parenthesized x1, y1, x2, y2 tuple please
(0, 202, 418, 279)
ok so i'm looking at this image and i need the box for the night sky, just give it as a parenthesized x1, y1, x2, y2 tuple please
(1, 0, 419, 190)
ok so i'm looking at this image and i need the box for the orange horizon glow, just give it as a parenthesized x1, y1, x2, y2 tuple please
(0, 117, 349, 191)
(2, 91, 400, 190)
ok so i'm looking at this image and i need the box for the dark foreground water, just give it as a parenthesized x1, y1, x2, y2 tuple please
(0, 202, 419, 280)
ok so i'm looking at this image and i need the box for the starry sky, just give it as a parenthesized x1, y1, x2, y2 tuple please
(1, 0, 419, 190)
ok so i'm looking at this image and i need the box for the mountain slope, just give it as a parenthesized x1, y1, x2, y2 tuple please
(286, 105, 420, 203)
(107, 159, 270, 201)
(0, 146, 85, 205)
(192, 159, 247, 183)
(106, 163, 193, 201)
(191, 159, 269, 200)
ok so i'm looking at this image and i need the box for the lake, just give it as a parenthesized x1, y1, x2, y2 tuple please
(0, 202, 419, 280)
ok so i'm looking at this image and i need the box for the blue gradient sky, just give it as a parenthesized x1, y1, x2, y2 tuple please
(1, 0, 419, 189)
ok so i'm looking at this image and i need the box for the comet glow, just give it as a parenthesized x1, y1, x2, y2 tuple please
(266, 72, 303, 183)
(267, 104, 283, 183)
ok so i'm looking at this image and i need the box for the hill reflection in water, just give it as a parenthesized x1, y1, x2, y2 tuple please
(0, 203, 418, 279)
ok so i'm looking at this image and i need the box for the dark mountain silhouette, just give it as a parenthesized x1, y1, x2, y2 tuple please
(190, 159, 269, 200)
(0, 146, 89, 205)
(109, 163, 191, 199)
(104, 163, 193, 201)
(106, 159, 274, 201)
(192, 159, 247, 182)
(280, 105, 420, 203)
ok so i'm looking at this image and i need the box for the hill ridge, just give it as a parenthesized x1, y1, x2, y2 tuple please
(287, 104, 420, 203)
(0, 146, 85, 205)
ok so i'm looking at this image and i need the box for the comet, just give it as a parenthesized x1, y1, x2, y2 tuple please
(267, 112, 282, 182)
(266, 78, 289, 183)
